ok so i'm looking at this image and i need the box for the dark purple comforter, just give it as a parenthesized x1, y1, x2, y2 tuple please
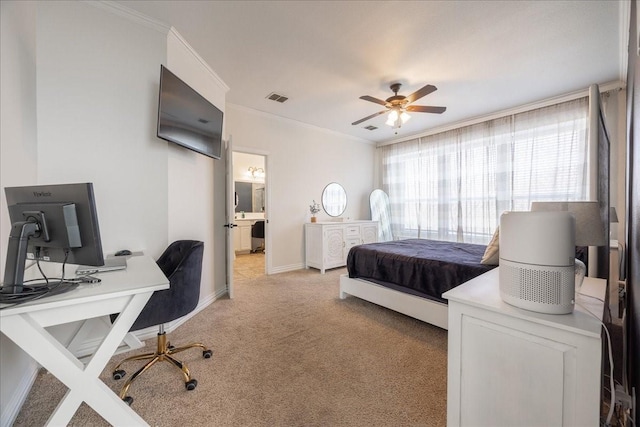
(346, 239, 497, 303)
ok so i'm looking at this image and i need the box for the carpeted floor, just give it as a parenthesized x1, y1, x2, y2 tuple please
(13, 254, 448, 426)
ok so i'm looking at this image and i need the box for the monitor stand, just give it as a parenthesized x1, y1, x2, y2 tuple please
(2, 220, 39, 294)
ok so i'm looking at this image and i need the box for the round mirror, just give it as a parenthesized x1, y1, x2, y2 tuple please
(322, 182, 347, 217)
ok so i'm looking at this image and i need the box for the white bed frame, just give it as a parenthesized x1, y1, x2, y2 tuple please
(339, 274, 449, 330)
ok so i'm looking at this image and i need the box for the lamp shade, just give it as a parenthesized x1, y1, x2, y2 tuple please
(530, 201, 607, 247)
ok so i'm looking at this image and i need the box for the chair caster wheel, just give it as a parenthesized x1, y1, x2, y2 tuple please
(112, 370, 126, 380)
(203, 349, 212, 358)
(185, 379, 198, 390)
(123, 396, 133, 406)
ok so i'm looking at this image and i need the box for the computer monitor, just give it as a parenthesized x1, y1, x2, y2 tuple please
(2, 183, 104, 294)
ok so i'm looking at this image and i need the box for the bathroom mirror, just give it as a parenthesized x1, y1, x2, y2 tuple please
(322, 182, 347, 217)
(370, 189, 393, 241)
(235, 182, 265, 213)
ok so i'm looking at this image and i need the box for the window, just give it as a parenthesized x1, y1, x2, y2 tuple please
(381, 97, 589, 244)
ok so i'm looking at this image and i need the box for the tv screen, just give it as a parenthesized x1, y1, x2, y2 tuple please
(157, 65, 223, 159)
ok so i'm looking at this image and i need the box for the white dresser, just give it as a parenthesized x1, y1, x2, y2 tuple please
(304, 221, 378, 273)
(443, 268, 605, 426)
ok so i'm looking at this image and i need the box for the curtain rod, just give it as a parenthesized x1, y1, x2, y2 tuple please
(377, 80, 624, 147)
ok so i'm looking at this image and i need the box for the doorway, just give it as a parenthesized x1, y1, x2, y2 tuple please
(232, 151, 267, 280)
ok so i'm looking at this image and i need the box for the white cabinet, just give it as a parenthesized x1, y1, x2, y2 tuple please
(234, 219, 254, 253)
(443, 268, 605, 427)
(304, 221, 378, 273)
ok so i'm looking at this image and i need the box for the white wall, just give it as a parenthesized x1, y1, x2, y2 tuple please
(35, 1, 169, 257)
(0, 2, 229, 424)
(226, 105, 376, 272)
(0, 2, 40, 425)
(166, 29, 229, 300)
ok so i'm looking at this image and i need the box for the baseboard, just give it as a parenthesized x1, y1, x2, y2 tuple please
(269, 263, 305, 274)
(0, 361, 39, 427)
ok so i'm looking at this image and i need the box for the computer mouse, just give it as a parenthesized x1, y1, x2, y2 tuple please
(114, 249, 132, 256)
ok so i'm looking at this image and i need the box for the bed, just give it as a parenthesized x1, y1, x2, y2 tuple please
(339, 238, 588, 330)
(339, 239, 496, 330)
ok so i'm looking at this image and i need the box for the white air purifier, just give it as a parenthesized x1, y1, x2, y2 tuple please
(499, 211, 576, 314)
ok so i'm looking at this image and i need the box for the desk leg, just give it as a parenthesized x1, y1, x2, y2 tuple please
(67, 317, 144, 359)
(48, 389, 83, 425)
(66, 319, 93, 356)
(0, 292, 152, 426)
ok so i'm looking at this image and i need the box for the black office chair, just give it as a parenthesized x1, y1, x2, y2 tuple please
(251, 220, 265, 253)
(111, 240, 211, 405)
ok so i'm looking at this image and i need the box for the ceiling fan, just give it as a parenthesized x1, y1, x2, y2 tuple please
(352, 83, 446, 128)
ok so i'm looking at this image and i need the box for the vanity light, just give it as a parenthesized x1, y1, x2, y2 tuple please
(248, 167, 264, 179)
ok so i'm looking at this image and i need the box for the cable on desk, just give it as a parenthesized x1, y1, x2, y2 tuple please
(0, 251, 79, 308)
(0, 281, 79, 307)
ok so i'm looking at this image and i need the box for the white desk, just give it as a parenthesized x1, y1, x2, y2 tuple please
(0, 255, 169, 426)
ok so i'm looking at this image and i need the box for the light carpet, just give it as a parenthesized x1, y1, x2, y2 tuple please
(13, 256, 447, 426)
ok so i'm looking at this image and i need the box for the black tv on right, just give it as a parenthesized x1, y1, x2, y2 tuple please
(156, 65, 223, 160)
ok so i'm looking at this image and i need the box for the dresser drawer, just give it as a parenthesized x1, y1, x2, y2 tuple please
(345, 225, 360, 237)
(345, 238, 360, 251)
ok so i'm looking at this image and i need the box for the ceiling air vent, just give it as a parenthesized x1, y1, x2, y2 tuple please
(364, 125, 378, 131)
(266, 93, 289, 103)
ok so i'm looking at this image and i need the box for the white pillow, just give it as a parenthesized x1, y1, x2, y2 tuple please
(481, 227, 500, 265)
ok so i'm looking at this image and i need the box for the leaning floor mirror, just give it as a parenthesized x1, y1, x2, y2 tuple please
(370, 189, 393, 241)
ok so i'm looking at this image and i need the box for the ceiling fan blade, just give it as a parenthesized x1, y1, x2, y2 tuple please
(405, 84, 437, 104)
(406, 105, 446, 114)
(352, 110, 387, 125)
(359, 95, 388, 106)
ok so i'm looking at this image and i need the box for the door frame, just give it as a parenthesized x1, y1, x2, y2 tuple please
(232, 146, 270, 276)
(225, 136, 235, 299)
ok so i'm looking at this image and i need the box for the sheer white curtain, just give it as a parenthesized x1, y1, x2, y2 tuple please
(381, 97, 589, 244)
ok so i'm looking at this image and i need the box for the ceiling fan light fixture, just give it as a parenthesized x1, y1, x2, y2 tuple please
(386, 108, 410, 128)
(354, 82, 445, 128)
(386, 109, 399, 126)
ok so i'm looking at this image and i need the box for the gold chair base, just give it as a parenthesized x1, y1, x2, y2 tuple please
(113, 331, 211, 400)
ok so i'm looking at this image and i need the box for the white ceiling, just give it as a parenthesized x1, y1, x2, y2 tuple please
(117, 0, 626, 144)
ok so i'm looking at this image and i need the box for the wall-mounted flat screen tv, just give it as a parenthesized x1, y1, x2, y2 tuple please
(157, 65, 223, 159)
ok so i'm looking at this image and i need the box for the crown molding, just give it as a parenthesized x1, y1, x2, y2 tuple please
(167, 28, 229, 93)
(84, 2, 229, 93)
(86, 1, 171, 34)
